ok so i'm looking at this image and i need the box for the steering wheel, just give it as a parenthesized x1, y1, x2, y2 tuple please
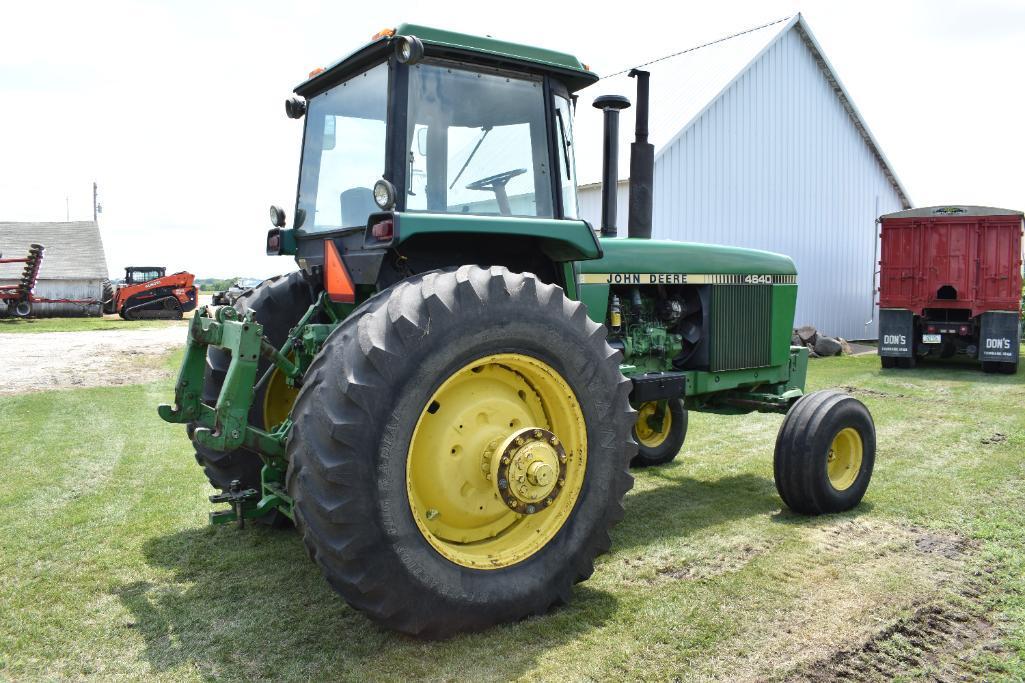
(465, 168, 527, 192)
(465, 168, 527, 216)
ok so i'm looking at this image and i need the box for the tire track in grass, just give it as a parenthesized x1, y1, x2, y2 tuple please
(677, 518, 996, 681)
(767, 521, 1004, 682)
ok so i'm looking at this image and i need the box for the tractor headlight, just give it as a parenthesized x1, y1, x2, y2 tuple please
(394, 35, 424, 65)
(373, 179, 397, 210)
(269, 205, 286, 228)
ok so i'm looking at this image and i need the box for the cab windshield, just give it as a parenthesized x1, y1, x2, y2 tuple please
(405, 62, 553, 218)
(296, 62, 388, 233)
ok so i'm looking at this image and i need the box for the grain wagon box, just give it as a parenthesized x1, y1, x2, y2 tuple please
(878, 205, 1023, 373)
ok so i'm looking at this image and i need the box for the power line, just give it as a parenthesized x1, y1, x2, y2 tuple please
(602, 16, 793, 79)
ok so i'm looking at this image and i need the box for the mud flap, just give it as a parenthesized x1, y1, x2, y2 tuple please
(979, 311, 1020, 364)
(878, 309, 914, 358)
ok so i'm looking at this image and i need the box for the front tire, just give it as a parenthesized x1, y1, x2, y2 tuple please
(773, 390, 876, 515)
(630, 399, 687, 467)
(286, 266, 635, 638)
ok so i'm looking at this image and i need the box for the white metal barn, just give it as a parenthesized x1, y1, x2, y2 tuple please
(0, 221, 108, 317)
(573, 14, 911, 340)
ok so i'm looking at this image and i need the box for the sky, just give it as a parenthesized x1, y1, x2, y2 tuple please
(1, 0, 1023, 278)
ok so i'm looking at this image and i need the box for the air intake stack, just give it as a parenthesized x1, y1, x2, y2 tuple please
(592, 94, 631, 237)
(627, 69, 653, 239)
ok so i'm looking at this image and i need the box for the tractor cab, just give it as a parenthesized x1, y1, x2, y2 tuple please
(124, 266, 166, 285)
(272, 25, 600, 273)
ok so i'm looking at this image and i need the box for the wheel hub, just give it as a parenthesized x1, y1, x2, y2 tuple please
(491, 427, 567, 514)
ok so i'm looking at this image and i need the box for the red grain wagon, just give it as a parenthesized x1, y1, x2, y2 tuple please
(877, 206, 1023, 373)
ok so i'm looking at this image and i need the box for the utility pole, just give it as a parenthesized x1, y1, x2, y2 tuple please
(93, 182, 102, 223)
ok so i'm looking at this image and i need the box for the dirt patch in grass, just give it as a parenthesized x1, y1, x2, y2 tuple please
(679, 518, 1005, 681)
(981, 432, 1007, 445)
(791, 588, 1004, 682)
(649, 540, 774, 582)
(839, 385, 906, 399)
(0, 327, 184, 394)
(777, 522, 1005, 682)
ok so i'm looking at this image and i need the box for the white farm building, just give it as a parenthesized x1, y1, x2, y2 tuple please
(573, 14, 911, 340)
(0, 221, 108, 317)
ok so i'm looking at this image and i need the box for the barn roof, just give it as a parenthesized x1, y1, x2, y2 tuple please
(573, 14, 912, 209)
(0, 221, 109, 280)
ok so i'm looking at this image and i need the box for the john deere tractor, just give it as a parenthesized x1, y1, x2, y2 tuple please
(159, 25, 876, 637)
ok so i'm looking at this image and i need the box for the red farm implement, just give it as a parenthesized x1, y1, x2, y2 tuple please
(0, 244, 101, 317)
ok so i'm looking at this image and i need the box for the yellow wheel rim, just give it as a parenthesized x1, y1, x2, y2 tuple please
(827, 427, 863, 491)
(634, 401, 672, 448)
(262, 364, 299, 431)
(406, 353, 587, 569)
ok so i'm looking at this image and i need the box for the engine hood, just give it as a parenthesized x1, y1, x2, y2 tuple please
(580, 238, 797, 278)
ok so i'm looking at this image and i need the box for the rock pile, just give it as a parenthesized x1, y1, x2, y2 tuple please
(792, 325, 852, 358)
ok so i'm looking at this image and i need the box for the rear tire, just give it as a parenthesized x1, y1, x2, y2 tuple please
(896, 356, 916, 369)
(774, 389, 876, 515)
(286, 266, 635, 637)
(101, 279, 116, 314)
(982, 361, 1017, 374)
(191, 271, 313, 526)
(880, 356, 897, 369)
(630, 399, 687, 467)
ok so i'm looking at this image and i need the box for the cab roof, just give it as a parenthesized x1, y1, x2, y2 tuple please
(295, 23, 599, 97)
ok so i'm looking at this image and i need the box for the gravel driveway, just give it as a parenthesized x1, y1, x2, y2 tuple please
(0, 326, 187, 394)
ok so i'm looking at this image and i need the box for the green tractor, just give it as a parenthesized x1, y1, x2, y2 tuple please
(159, 25, 876, 637)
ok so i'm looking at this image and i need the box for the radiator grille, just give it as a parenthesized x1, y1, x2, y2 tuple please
(709, 285, 773, 371)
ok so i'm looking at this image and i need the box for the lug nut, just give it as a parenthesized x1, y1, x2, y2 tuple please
(498, 478, 508, 490)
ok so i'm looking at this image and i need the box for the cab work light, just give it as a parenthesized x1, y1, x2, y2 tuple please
(324, 240, 355, 304)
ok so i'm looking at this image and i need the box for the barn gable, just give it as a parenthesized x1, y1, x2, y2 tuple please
(0, 221, 108, 280)
(574, 15, 911, 340)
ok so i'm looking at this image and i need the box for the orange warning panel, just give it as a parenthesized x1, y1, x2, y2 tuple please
(323, 240, 355, 304)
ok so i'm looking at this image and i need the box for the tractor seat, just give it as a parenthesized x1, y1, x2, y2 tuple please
(340, 187, 378, 228)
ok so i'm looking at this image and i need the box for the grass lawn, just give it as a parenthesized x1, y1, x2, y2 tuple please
(1, 350, 1024, 680)
(0, 317, 186, 334)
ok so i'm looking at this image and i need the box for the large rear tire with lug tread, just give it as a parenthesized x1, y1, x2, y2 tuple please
(773, 389, 876, 515)
(286, 266, 636, 638)
(190, 271, 313, 526)
(101, 279, 116, 314)
(630, 399, 687, 467)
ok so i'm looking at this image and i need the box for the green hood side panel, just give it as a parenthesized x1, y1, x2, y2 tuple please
(577, 238, 798, 332)
(394, 213, 602, 262)
(580, 238, 797, 275)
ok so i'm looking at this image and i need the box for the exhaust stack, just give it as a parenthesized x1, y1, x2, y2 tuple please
(592, 94, 631, 238)
(627, 69, 653, 239)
